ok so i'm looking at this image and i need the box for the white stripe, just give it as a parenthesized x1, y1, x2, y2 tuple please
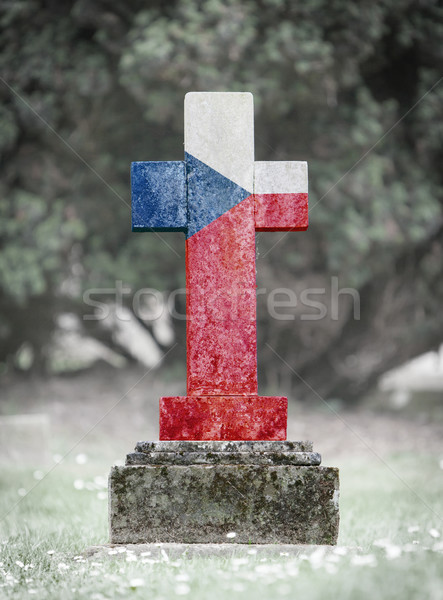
(254, 161, 308, 194)
(184, 92, 254, 192)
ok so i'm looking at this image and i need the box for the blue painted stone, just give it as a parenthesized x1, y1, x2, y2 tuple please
(131, 161, 187, 232)
(186, 153, 249, 238)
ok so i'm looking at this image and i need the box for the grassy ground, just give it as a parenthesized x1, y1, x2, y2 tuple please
(0, 368, 442, 599)
(1, 454, 442, 598)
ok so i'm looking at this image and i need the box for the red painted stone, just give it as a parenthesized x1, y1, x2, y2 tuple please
(160, 396, 287, 441)
(186, 195, 257, 396)
(133, 95, 310, 441)
(254, 193, 308, 231)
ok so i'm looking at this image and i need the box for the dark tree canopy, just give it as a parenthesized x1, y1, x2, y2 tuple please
(1, 0, 442, 401)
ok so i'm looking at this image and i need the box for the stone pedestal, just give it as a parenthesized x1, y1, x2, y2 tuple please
(109, 441, 339, 545)
(160, 397, 287, 440)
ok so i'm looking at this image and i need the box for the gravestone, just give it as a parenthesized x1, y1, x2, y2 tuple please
(109, 92, 339, 544)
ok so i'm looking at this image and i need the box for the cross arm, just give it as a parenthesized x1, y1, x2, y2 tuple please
(254, 161, 308, 231)
(131, 161, 187, 233)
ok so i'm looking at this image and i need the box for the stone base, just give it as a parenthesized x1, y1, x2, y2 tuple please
(160, 396, 287, 440)
(109, 441, 339, 545)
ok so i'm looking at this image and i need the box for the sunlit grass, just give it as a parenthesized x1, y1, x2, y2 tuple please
(0, 453, 442, 599)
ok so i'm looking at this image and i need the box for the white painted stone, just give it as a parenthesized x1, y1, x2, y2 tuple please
(254, 161, 308, 194)
(184, 92, 254, 192)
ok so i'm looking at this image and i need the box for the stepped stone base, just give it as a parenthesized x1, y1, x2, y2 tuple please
(109, 441, 339, 545)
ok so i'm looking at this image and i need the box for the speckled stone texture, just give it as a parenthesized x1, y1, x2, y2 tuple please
(160, 396, 287, 440)
(131, 93, 311, 439)
(254, 161, 308, 231)
(185, 196, 257, 396)
(131, 161, 186, 232)
(119, 93, 340, 544)
(126, 440, 321, 466)
(135, 441, 313, 452)
(109, 461, 339, 544)
(120, 93, 341, 544)
(126, 451, 321, 466)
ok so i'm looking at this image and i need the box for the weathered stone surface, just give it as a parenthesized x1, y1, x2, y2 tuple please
(109, 464, 339, 545)
(126, 450, 321, 466)
(160, 396, 287, 440)
(185, 199, 258, 397)
(131, 92, 311, 440)
(135, 440, 314, 453)
(254, 161, 308, 231)
(254, 161, 308, 195)
(131, 161, 187, 232)
(123, 93, 338, 546)
(185, 92, 254, 193)
(185, 93, 256, 399)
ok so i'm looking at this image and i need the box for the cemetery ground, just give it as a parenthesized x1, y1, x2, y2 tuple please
(0, 364, 442, 599)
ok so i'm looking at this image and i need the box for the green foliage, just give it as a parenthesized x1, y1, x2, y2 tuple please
(0, 192, 85, 303)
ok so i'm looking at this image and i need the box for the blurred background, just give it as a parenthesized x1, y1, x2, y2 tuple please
(1, 0, 443, 451)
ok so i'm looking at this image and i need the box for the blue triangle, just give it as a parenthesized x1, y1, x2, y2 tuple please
(186, 152, 250, 238)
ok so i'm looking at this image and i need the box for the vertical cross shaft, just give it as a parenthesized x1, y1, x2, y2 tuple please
(185, 93, 256, 396)
(131, 92, 308, 440)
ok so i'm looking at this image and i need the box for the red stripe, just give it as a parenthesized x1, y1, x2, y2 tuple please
(186, 195, 257, 396)
(255, 193, 308, 231)
(160, 396, 287, 440)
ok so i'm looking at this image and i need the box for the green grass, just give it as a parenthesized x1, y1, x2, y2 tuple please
(0, 453, 442, 599)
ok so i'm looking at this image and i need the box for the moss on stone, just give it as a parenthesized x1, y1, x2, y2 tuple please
(109, 463, 339, 545)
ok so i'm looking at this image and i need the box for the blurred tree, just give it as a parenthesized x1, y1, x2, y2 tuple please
(0, 0, 442, 401)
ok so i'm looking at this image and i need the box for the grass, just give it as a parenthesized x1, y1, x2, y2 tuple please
(0, 452, 442, 599)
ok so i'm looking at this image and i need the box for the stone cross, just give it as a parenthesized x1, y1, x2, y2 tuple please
(132, 92, 308, 440)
